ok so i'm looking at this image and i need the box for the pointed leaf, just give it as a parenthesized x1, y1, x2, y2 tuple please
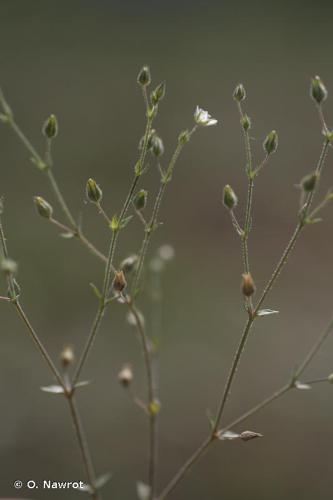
(60, 232, 75, 239)
(90, 283, 102, 300)
(295, 380, 312, 390)
(75, 380, 92, 389)
(40, 385, 64, 394)
(120, 215, 133, 229)
(257, 309, 279, 317)
(217, 430, 240, 441)
(137, 482, 151, 500)
(95, 472, 112, 490)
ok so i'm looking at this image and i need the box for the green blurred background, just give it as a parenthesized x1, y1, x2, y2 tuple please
(1, 0, 333, 498)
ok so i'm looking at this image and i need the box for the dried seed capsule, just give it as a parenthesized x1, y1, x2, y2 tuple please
(34, 196, 53, 219)
(86, 178, 103, 203)
(60, 346, 75, 368)
(118, 364, 133, 387)
(223, 185, 238, 210)
(241, 273, 256, 297)
(263, 130, 278, 155)
(137, 66, 151, 87)
(134, 190, 148, 211)
(233, 83, 246, 102)
(311, 76, 328, 105)
(43, 114, 58, 139)
(301, 172, 318, 192)
(112, 270, 127, 293)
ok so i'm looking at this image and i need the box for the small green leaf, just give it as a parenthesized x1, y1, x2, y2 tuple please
(90, 283, 102, 300)
(257, 309, 279, 317)
(95, 472, 112, 490)
(75, 380, 92, 389)
(60, 232, 75, 239)
(120, 215, 133, 229)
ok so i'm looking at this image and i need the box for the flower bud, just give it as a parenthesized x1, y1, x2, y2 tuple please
(233, 83, 246, 102)
(151, 135, 164, 157)
(311, 76, 328, 105)
(34, 196, 53, 219)
(301, 172, 318, 192)
(118, 364, 133, 387)
(137, 66, 151, 87)
(178, 130, 190, 145)
(120, 254, 139, 274)
(223, 185, 238, 210)
(60, 346, 75, 368)
(43, 114, 58, 139)
(86, 178, 102, 203)
(241, 273, 256, 297)
(134, 190, 148, 211)
(0, 258, 18, 275)
(150, 82, 166, 105)
(112, 270, 127, 293)
(241, 114, 251, 131)
(263, 130, 278, 155)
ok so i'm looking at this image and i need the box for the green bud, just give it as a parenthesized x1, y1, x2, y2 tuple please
(151, 135, 164, 157)
(223, 185, 238, 210)
(34, 196, 53, 219)
(311, 76, 328, 105)
(178, 130, 190, 145)
(233, 83, 246, 102)
(133, 190, 148, 211)
(150, 82, 166, 105)
(301, 172, 318, 192)
(43, 114, 58, 139)
(241, 114, 251, 131)
(263, 130, 278, 155)
(86, 178, 102, 203)
(137, 66, 151, 87)
(120, 254, 139, 274)
(1, 258, 18, 275)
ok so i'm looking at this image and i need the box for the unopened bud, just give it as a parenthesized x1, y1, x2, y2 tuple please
(86, 178, 102, 203)
(34, 196, 53, 219)
(43, 114, 58, 139)
(223, 185, 238, 210)
(1, 258, 18, 275)
(151, 135, 164, 157)
(301, 172, 318, 192)
(151, 82, 166, 105)
(134, 190, 148, 211)
(241, 114, 251, 131)
(241, 273, 256, 297)
(233, 84, 246, 102)
(263, 130, 278, 155)
(120, 255, 139, 274)
(112, 270, 127, 293)
(118, 364, 133, 387)
(137, 66, 151, 87)
(311, 76, 328, 105)
(178, 130, 190, 145)
(60, 346, 75, 368)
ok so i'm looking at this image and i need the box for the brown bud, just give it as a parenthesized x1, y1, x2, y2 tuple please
(241, 273, 256, 297)
(240, 430, 263, 441)
(118, 364, 133, 387)
(112, 270, 127, 293)
(60, 346, 74, 368)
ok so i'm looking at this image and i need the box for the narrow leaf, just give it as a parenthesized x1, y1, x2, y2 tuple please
(90, 283, 102, 300)
(95, 472, 112, 489)
(75, 380, 92, 389)
(295, 380, 312, 390)
(60, 232, 75, 239)
(120, 215, 133, 229)
(40, 385, 64, 394)
(217, 430, 240, 441)
(257, 309, 279, 317)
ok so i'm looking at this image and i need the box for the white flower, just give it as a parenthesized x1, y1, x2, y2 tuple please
(194, 106, 218, 127)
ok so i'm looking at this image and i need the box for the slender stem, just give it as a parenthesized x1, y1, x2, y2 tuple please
(46, 168, 77, 228)
(67, 395, 100, 500)
(303, 377, 329, 385)
(124, 295, 157, 498)
(293, 315, 333, 379)
(96, 203, 112, 225)
(156, 436, 213, 500)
